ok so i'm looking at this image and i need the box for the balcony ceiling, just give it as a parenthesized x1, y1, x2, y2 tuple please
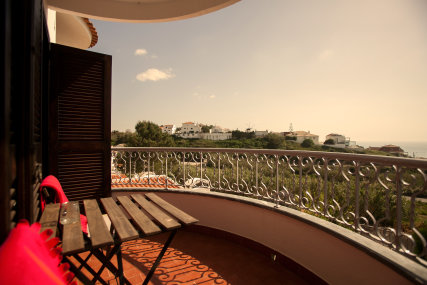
(56, 12, 98, 49)
(47, 0, 241, 22)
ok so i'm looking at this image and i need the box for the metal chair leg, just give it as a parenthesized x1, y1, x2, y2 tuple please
(142, 229, 178, 285)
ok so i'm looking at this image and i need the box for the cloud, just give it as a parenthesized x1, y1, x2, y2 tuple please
(318, 49, 334, 61)
(135, 49, 148, 56)
(136, 68, 175, 82)
(192, 91, 216, 100)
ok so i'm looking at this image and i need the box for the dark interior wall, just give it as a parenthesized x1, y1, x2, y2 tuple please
(0, 0, 12, 243)
(0, 0, 47, 242)
(10, 0, 45, 226)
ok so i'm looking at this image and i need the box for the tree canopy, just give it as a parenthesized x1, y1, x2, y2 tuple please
(132, 121, 174, 147)
(111, 130, 138, 146)
(301, 139, 315, 148)
(232, 130, 255, 140)
(263, 133, 285, 149)
(201, 124, 213, 133)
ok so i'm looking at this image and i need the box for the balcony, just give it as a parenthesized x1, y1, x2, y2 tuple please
(108, 147, 427, 284)
(70, 227, 317, 284)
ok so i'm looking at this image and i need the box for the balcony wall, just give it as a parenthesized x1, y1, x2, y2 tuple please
(112, 189, 426, 284)
(111, 147, 427, 283)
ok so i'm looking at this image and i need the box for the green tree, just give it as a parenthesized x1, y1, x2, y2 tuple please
(133, 121, 174, 147)
(201, 125, 212, 133)
(324, 139, 335, 145)
(111, 130, 120, 145)
(111, 130, 139, 146)
(264, 133, 285, 149)
(232, 130, 255, 140)
(301, 139, 315, 148)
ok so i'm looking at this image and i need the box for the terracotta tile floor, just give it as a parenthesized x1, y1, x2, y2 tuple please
(69, 229, 309, 285)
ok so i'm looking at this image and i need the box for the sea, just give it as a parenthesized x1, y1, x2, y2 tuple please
(357, 141, 427, 159)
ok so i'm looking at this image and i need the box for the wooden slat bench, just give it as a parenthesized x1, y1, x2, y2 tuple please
(38, 193, 198, 285)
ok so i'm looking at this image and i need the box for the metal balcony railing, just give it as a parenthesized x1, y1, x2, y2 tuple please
(111, 147, 427, 265)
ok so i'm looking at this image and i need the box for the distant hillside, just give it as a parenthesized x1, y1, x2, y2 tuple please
(112, 122, 394, 156)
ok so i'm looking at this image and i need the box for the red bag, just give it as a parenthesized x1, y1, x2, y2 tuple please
(40, 175, 88, 234)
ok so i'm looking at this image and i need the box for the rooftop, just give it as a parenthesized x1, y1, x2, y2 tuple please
(291, 131, 318, 136)
(82, 18, 98, 48)
(111, 174, 182, 190)
(381, 144, 403, 148)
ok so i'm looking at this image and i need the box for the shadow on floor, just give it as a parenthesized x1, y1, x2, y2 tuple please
(121, 230, 309, 285)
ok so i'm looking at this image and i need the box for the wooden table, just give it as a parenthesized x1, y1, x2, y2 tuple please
(39, 193, 198, 285)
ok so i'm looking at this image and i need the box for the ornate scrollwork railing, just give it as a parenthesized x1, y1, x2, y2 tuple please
(111, 147, 427, 265)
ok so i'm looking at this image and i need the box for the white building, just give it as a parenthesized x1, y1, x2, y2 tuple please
(200, 133, 232, 140)
(160, 124, 176, 135)
(211, 126, 225, 133)
(255, 130, 269, 137)
(178, 122, 202, 138)
(325, 133, 353, 148)
(178, 124, 232, 140)
(325, 133, 346, 144)
(200, 126, 231, 140)
(180, 133, 201, 139)
(287, 131, 319, 144)
(181, 122, 201, 134)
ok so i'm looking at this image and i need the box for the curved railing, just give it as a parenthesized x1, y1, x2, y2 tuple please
(111, 147, 427, 265)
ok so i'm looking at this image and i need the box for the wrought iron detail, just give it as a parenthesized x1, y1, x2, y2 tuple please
(112, 147, 427, 265)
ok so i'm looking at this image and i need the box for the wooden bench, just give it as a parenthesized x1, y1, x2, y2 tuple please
(38, 193, 198, 285)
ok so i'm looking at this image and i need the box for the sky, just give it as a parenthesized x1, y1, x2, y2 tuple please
(91, 0, 427, 143)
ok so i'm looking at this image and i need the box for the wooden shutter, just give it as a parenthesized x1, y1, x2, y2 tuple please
(48, 44, 111, 200)
(0, 0, 12, 242)
(0, 0, 47, 243)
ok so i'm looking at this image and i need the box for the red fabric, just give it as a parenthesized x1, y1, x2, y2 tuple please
(40, 175, 68, 212)
(40, 175, 88, 234)
(0, 220, 76, 285)
(79, 215, 88, 234)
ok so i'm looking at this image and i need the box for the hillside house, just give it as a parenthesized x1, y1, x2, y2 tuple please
(160, 124, 176, 135)
(287, 131, 319, 144)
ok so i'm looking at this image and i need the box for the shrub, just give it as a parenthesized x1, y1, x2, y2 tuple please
(301, 139, 315, 148)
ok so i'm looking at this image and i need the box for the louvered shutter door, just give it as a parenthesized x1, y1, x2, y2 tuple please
(49, 44, 111, 200)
